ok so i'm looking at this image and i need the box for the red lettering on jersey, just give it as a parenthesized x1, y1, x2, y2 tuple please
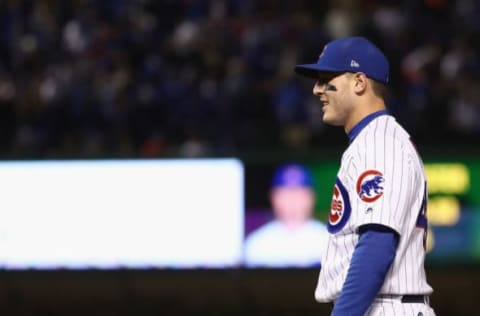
(329, 186, 343, 224)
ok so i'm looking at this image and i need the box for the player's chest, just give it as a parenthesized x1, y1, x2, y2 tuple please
(326, 160, 384, 234)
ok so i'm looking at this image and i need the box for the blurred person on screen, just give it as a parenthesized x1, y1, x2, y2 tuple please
(243, 163, 328, 267)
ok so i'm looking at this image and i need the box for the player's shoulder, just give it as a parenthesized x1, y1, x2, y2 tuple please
(307, 219, 328, 232)
(245, 220, 283, 244)
(353, 115, 410, 148)
(368, 114, 408, 138)
(299, 219, 328, 237)
(342, 115, 412, 165)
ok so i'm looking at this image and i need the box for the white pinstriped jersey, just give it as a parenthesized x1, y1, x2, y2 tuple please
(315, 114, 433, 303)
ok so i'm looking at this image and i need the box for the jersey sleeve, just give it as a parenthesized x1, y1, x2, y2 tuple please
(350, 131, 417, 235)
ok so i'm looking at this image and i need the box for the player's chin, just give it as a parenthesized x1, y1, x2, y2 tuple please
(322, 112, 335, 125)
(322, 114, 343, 127)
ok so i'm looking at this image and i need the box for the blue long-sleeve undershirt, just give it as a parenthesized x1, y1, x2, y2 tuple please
(331, 224, 399, 316)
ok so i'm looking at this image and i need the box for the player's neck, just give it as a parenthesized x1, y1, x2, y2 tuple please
(344, 99, 386, 134)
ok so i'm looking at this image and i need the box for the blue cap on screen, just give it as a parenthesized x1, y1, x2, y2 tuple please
(294, 36, 389, 84)
(271, 163, 313, 188)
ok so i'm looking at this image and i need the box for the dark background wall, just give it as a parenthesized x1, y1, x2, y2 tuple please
(1, 266, 479, 316)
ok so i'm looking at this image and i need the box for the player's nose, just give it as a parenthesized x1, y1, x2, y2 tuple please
(313, 81, 325, 96)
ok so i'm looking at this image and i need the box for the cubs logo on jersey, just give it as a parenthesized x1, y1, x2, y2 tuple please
(328, 177, 351, 233)
(356, 170, 385, 203)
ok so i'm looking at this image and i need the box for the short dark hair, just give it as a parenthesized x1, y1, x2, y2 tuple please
(371, 80, 387, 98)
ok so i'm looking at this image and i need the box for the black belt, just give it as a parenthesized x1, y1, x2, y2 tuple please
(377, 294, 429, 304)
(401, 295, 428, 304)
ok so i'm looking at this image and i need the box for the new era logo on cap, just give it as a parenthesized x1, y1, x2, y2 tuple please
(294, 36, 389, 84)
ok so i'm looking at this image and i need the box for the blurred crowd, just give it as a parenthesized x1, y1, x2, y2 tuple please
(0, 0, 479, 159)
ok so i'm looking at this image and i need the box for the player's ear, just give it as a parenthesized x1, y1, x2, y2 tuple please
(352, 72, 368, 94)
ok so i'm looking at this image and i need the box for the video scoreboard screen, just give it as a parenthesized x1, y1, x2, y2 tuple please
(0, 159, 244, 269)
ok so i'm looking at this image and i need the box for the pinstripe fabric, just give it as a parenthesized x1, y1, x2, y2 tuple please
(315, 115, 433, 309)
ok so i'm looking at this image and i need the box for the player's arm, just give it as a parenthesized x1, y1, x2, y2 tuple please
(331, 224, 399, 316)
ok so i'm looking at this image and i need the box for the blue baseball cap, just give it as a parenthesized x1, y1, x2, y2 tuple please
(295, 36, 389, 84)
(271, 163, 313, 188)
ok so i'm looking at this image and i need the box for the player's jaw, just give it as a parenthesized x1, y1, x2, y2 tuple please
(321, 101, 348, 127)
(316, 90, 349, 127)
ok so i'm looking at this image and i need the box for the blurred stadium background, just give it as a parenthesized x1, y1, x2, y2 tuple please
(0, 0, 480, 315)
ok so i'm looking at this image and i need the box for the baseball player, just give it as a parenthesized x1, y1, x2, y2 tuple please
(243, 163, 328, 267)
(294, 37, 435, 315)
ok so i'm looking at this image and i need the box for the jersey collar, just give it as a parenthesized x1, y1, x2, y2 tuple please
(347, 109, 389, 143)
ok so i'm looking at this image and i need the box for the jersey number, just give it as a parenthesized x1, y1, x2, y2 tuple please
(416, 182, 428, 250)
